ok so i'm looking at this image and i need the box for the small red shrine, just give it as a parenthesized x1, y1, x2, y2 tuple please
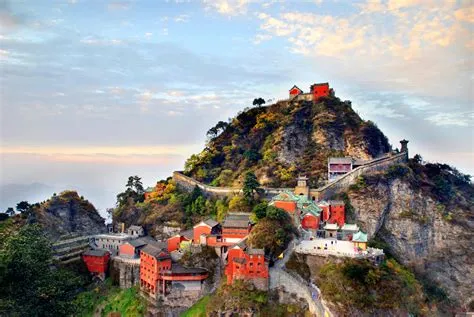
(82, 249, 110, 279)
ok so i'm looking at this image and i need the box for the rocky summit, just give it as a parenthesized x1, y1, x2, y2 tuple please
(184, 96, 391, 188)
(28, 190, 106, 241)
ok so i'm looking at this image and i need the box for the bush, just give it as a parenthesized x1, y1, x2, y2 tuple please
(317, 258, 429, 315)
(386, 164, 410, 180)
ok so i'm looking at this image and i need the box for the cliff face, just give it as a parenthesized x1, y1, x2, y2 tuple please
(184, 96, 391, 187)
(30, 190, 106, 241)
(347, 164, 474, 309)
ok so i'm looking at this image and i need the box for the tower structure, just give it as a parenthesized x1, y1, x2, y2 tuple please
(400, 139, 409, 154)
(294, 175, 310, 198)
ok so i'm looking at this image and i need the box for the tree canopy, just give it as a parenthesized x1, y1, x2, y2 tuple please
(252, 98, 266, 107)
(116, 176, 145, 207)
(0, 225, 84, 316)
(247, 205, 296, 258)
(243, 171, 260, 202)
(16, 201, 31, 215)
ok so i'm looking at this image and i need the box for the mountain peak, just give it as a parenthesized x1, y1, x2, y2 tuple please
(184, 92, 391, 188)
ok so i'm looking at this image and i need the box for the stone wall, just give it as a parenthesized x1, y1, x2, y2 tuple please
(172, 151, 408, 202)
(311, 152, 408, 200)
(111, 257, 140, 288)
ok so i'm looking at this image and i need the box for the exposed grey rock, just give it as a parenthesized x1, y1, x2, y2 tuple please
(349, 178, 474, 308)
(29, 190, 106, 241)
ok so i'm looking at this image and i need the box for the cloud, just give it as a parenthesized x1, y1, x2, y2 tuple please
(203, 0, 250, 16)
(252, 2, 472, 103)
(0, 1, 22, 31)
(174, 14, 190, 22)
(425, 112, 474, 127)
(454, 5, 474, 23)
(107, 1, 131, 11)
(145, 32, 153, 37)
(80, 36, 123, 46)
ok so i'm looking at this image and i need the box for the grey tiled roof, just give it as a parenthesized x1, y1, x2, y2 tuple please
(180, 229, 194, 240)
(83, 249, 109, 257)
(222, 213, 251, 228)
(203, 219, 219, 227)
(171, 264, 208, 274)
(248, 248, 265, 255)
(141, 242, 169, 259)
(128, 238, 149, 248)
(329, 157, 352, 164)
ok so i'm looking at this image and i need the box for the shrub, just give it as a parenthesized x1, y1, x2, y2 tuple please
(386, 164, 410, 180)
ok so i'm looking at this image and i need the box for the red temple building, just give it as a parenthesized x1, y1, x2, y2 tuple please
(310, 82, 331, 100)
(140, 242, 172, 297)
(160, 264, 208, 293)
(328, 200, 345, 227)
(82, 249, 110, 279)
(140, 242, 208, 298)
(193, 219, 220, 245)
(289, 85, 303, 99)
(328, 157, 353, 181)
(167, 229, 193, 252)
(301, 212, 319, 230)
(119, 237, 149, 258)
(221, 213, 251, 244)
(225, 240, 268, 290)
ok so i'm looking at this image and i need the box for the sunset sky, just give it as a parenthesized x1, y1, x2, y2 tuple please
(1, 0, 473, 214)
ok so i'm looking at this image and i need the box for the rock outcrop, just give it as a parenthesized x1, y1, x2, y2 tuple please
(29, 190, 106, 241)
(348, 171, 474, 309)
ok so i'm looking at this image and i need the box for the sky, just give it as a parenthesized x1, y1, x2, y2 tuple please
(0, 0, 473, 215)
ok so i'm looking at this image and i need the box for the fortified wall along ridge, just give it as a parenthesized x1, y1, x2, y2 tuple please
(172, 141, 409, 201)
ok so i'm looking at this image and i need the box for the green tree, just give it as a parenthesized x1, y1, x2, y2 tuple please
(248, 206, 296, 258)
(5, 207, 14, 216)
(252, 98, 266, 107)
(184, 154, 200, 174)
(16, 201, 31, 215)
(413, 154, 423, 164)
(243, 171, 260, 202)
(116, 176, 145, 207)
(252, 202, 268, 220)
(0, 225, 84, 316)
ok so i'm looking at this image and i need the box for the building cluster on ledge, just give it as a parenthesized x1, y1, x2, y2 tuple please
(271, 176, 384, 263)
(288, 82, 334, 102)
(81, 211, 269, 300)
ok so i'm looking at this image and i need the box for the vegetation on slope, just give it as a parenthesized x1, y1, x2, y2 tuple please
(180, 295, 210, 317)
(184, 96, 390, 188)
(74, 282, 146, 317)
(316, 258, 430, 316)
(205, 280, 310, 316)
(113, 176, 231, 233)
(247, 203, 297, 259)
(0, 225, 87, 316)
(348, 156, 473, 220)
